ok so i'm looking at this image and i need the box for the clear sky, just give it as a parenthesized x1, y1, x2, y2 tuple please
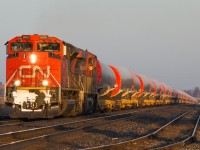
(0, 0, 200, 90)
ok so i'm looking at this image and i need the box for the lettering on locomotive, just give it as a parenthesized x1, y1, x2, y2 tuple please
(19, 65, 50, 78)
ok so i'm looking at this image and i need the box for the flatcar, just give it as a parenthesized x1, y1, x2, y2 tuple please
(4, 34, 197, 118)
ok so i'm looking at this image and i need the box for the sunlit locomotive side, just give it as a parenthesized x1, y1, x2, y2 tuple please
(5, 34, 98, 118)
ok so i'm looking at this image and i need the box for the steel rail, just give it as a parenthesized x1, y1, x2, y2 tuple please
(0, 106, 162, 135)
(0, 120, 21, 127)
(0, 105, 194, 150)
(0, 112, 150, 150)
(0, 104, 187, 127)
(83, 108, 194, 150)
(153, 115, 200, 150)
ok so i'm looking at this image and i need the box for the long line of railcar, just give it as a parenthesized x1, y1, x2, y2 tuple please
(4, 34, 197, 118)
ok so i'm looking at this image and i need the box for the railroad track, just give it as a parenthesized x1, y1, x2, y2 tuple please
(0, 105, 188, 150)
(0, 104, 196, 150)
(86, 106, 200, 150)
(0, 120, 20, 127)
(155, 116, 200, 150)
(0, 105, 173, 130)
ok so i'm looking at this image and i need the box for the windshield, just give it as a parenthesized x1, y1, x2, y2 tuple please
(11, 42, 33, 51)
(37, 43, 60, 51)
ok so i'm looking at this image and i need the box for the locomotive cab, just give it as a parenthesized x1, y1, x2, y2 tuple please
(5, 34, 98, 118)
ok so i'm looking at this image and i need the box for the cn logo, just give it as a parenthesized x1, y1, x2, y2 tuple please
(19, 65, 50, 78)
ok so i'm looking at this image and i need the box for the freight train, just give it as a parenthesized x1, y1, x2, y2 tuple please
(4, 34, 197, 118)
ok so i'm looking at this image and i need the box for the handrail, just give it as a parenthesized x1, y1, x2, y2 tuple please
(4, 70, 18, 102)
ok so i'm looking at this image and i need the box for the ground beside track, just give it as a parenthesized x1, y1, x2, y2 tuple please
(2, 104, 197, 150)
(0, 98, 7, 116)
(0, 102, 12, 117)
(1, 104, 200, 150)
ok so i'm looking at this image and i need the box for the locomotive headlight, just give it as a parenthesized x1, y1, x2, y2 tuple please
(42, 80, 48, 86)
(14, 80, 21, 86)
(30, 54, 37, 64)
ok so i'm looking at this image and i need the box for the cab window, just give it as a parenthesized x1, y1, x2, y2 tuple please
(11, 42, 33, 51)
(37, 43, 60, 51)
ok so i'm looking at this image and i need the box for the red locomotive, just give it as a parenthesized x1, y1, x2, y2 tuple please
(4, 34, 197, 118)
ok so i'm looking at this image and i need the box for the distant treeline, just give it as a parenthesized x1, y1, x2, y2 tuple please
(0, 83, 4, 97)
(184, 87, 200, 99)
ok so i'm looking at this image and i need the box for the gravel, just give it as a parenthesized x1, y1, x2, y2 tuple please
(19, 104, 197, 150)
